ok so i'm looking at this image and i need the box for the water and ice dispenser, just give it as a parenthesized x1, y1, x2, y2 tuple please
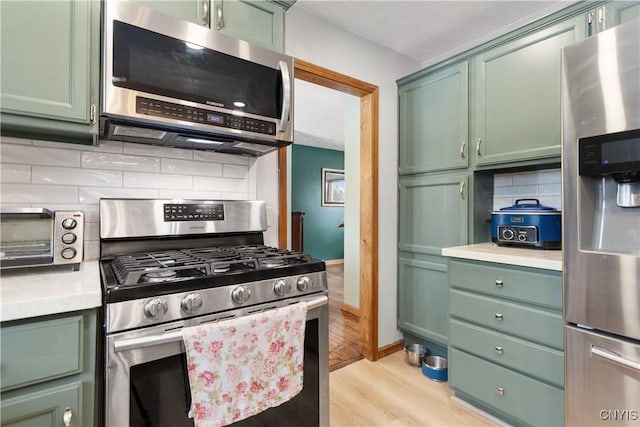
(578, 128, 640, 253)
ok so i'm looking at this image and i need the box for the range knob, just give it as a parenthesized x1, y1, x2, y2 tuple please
(297, 276, 313, 292)
(60, 247, 77, 259)
(181, 293, 203, 314)
(273, 279, 291, 296)
(144, 298, 168, 320)
(61, 218, 77, 230)
(231, 286, 251, 304)
(501, 228, 515, 240)
(61, 232, 77, 244)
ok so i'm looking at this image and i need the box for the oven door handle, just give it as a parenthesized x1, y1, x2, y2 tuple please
(113, 295, 328, 353)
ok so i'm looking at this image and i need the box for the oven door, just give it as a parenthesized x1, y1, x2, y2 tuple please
(104, 295, 328, 427)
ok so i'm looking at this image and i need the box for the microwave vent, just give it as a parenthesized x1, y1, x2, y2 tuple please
(113, 125, 167, 140)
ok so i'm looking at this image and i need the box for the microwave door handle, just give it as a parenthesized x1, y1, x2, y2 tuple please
(277, 60, 291, 132)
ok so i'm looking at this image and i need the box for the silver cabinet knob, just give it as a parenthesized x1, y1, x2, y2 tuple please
(274, 279, 291, 296)
(297, 276, 312, 292)
(61, 218, 77, 230)
(144, 298, 168, 320)
(60, 247, 77, 259)
(495, 313, 504, 321)
(496, 387, 505, 396)
(181, 293, 203, 314)
(231, 285, 251, 304)
(495, 279, 504, 288)
(61, 232, 77, 244)
(63, 407, 73, 427)
(495, 346, 504, 355)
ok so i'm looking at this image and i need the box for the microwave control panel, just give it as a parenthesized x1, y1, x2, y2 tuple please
(136, 97, 276, 136)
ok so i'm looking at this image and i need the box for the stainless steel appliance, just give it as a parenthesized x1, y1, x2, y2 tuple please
(101, 1, 294, 156)
(98, 199, 328, 427)
(562, 19, 640, 426)
(0, 208, 84, 270)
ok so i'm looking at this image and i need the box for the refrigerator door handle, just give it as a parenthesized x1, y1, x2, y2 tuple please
(591, 345, 640, 372)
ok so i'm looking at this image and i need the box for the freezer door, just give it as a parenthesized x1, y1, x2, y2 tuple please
(565, 325, 640, 426)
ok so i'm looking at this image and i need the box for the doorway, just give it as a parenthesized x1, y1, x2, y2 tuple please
(278, 58, 380, 362)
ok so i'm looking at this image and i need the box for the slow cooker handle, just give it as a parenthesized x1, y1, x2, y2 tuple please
(514, 198, 540, 206)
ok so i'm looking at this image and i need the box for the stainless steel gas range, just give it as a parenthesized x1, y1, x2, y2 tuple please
(97, 199, 329, 427)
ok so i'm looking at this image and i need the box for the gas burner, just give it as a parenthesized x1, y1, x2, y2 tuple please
(142, 269, 178, 283)
(262, 258, 286, 268)
(212, 263, 230, 273)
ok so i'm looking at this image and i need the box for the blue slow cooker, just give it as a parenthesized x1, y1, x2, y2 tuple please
(491, 199, 561, 250)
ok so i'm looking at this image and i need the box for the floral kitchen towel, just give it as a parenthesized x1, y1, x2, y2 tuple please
(182, 302, 308, 427)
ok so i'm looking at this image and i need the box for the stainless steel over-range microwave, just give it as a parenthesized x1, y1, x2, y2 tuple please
(101, 0, 294, 156)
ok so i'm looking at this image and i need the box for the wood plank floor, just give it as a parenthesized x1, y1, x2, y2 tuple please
(327, 263, 362, 371)
(330, 350, 503, 427)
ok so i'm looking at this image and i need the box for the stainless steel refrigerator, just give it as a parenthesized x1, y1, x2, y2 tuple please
(562, 19, 640, 426)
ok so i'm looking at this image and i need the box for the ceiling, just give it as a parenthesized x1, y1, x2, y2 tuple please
(292, 0, 574, 65)
(290, 0, 576, 151)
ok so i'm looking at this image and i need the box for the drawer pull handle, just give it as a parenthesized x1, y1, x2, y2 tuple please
(63, 407, 73, 427)
(495, 280, 503, 288)
(495, 313, 503, 321)
(496, 387, 505, 396)
(495, 346, 504, 355)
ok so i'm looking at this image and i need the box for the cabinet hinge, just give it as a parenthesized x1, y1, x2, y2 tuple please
(90, 104, 97, 124)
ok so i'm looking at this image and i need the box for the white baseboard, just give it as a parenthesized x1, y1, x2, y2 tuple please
(324, 259, 344, 265)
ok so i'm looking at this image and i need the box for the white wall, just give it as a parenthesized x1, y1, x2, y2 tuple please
(0, 136, 258, 259)
(285, 6, 420, 346)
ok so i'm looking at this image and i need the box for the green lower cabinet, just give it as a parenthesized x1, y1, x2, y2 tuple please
(474, 15, 586, 166)
(0, 310, 97, 427)
(398, 257, 449, 345)
(1, 383, 81, 427)
(447, 259, 564, 426)
(0, 0, 99, 144)
(450, 348, 564, 427)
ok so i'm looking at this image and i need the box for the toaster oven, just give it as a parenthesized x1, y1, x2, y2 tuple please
(0, 208, 84, 270)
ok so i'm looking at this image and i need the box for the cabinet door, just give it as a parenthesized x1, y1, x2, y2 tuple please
(399, 62, 469, 174)
(398, 257, 449, 344)
(131, 0, 209, 26)
(398, 173, 468, 255)
(213, 0, 284, 52)
(475, 16, 586, 166)
(0, 1, 95, 124)
(1, 382, 82, 427)
(601, 1, 640, 32)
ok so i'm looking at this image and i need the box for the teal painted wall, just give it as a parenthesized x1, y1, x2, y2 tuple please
(292, 144, 344, 261)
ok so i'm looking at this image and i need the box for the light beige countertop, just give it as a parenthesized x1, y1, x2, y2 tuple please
(0, 261, 102, 322)
(442, 243, 562, 271)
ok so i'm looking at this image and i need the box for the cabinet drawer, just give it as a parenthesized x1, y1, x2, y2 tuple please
(450, 319, 564, 387)
(449, 259, 562, 309)
(450, 289, 563, 348)
(1, 381, 82, 427)
(1, 316, 83, 391)
(450, 348, 564, 426)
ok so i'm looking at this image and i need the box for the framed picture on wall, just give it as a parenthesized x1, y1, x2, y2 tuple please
(321, 168, 345, 206)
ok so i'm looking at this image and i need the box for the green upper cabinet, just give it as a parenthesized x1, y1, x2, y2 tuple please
(213, 0, 285, 52)
(474, 16, 586, 166)
(398, 62, 469, 174)
(130, 0, 209, 26)
(0, 0, 99, 144)
(588, 1, 640, 35)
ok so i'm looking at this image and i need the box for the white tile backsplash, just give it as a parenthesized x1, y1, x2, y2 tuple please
(1, 137, 258, 260)
(493, 168, 561, 210)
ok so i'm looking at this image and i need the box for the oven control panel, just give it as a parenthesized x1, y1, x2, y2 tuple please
(164, 203, 224, 221)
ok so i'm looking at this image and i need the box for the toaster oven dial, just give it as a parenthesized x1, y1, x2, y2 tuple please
(297, 276, 313, 292)
(231, 286, 251, 304)
(273, 279, 291, 296)
(60, 247, 77, 259)
(61, 233, 77, 244)
(181, 293, 203, 314)
(144, 298, 168, 320)
(61, 218, 78, 230)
